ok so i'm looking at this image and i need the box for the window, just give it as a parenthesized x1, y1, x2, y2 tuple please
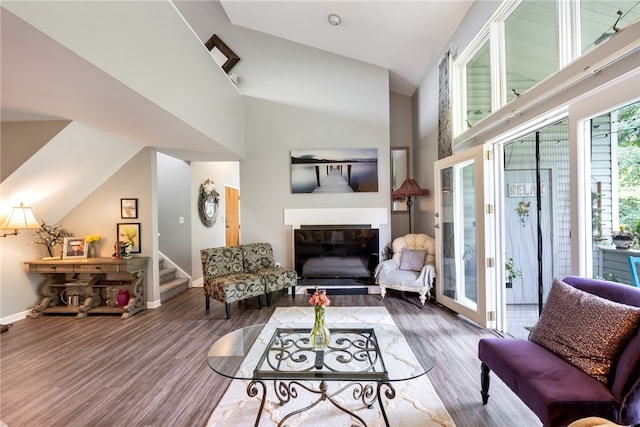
(505, 0, 557, 103)
(453, 0, 640, 135)
(581, 1, 640, 53)
(590, 100, 640, 283)
(465, 42, 491, 128)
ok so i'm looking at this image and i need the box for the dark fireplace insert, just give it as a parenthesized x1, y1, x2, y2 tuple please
(294, 226, 379, 280)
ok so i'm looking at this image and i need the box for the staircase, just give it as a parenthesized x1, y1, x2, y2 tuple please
(159, 256, 190, 302)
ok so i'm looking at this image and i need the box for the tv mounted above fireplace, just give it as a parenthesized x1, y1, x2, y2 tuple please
(293, 226, 379, 280)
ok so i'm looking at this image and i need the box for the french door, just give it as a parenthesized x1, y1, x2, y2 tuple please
(434, 145, 496, 328)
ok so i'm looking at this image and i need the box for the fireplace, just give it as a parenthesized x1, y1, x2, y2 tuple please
(284, 207, 387, 284)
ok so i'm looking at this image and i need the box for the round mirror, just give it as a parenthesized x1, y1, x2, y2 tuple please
(204, 196, 216, 218)
(198, 179, 219, 227)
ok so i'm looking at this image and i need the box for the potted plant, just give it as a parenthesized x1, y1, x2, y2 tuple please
(506, 257, 522, 288)
(611, 225, 634, 250)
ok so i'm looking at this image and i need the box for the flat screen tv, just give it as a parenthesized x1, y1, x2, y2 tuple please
(293, 227, 379, 279)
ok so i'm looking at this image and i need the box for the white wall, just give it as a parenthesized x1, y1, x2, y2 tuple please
(158, 153, 192, 274)
(190, 161, 240, 284)
(241, 97, 391, 267)
(180, 3, 394, 267)
(3, 1, 244, 157)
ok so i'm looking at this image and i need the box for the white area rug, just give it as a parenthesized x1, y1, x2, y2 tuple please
(207, 307, 455, 427)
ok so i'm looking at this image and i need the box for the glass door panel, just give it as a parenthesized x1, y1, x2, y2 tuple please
(435, 145, 495, 327)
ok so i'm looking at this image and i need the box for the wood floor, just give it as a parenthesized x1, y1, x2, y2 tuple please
(0, 288, 540, 427)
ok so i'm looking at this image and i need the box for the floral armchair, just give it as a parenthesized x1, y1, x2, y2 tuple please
(374, 233, 436, 306)
(200, 243, 297, 319)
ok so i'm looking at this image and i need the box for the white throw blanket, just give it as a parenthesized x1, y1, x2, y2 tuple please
(207, 306, 455, 427)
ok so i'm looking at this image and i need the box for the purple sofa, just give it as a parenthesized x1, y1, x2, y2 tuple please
(478, 276, 640, 427)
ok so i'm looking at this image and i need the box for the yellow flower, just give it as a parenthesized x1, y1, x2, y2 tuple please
(85, 234, 101, 244)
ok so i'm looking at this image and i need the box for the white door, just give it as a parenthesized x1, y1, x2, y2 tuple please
(434, 145, 496, 328)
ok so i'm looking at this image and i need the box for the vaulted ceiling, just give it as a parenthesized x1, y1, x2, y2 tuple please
(218, 0, 475, 96)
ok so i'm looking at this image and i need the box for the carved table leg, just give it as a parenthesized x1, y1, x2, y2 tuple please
(78, 275, 103, 318)
(122, 271, 145, 318)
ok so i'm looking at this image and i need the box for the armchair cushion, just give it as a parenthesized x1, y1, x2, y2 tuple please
(399, 249, 427, 271)
(242, 242, 275, 271)
(391, 233, 435, 266)
(529, 279, 640, 384)
(202, 246, 244, 277)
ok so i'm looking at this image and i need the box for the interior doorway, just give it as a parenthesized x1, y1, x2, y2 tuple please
(225, 186, 240, 246)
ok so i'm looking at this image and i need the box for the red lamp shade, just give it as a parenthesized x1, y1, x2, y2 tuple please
(392, 179, 429, 201)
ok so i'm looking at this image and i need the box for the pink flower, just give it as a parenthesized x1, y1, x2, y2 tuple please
(308, 288, 331, 308)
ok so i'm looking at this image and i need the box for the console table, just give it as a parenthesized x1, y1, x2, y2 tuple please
(25, 257, 148, 319)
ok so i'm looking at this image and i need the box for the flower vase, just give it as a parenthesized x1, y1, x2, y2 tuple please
(116, 290, 130, 309)
(87, 242, 95, 258)
(309, 306, 331, 350)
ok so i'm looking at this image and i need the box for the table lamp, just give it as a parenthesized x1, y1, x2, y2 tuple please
(1, 202, 41, 237)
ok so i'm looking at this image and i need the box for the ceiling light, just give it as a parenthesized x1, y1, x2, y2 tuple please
(328, 14, 341, 26)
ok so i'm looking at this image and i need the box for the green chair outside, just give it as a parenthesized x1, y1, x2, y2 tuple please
(629, 256, 640, 287)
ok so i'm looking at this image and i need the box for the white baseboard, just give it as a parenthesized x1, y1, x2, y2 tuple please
(1, 308, 32, 325)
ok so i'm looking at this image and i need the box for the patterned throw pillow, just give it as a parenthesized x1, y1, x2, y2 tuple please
(399, 249, 427, 271)
(529, 279, 640, 384)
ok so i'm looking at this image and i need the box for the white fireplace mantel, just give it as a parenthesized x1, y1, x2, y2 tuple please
(283, 208, 388, 229)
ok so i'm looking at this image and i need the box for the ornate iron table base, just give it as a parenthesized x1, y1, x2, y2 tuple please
(247, 379, 396, 427)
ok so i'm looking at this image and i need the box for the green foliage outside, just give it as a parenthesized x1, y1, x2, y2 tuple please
(617, 101, 640, 248)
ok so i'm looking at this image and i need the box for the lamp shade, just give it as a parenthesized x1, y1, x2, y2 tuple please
(392, 179, 429, 201)
(1, 203, 41, 231)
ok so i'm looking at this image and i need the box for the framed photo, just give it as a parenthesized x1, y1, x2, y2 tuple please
(116, 223, 141, 254)
(290, 148, 378, 193)
(204, 34, 240, 73)
(121, 198, 138, 219)
(62, 237, 88, 259)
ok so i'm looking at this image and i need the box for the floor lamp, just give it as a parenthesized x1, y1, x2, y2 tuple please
(392, 179, 429, 234)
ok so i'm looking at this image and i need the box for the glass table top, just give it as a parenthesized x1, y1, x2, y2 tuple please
(207, 322, 436, 383)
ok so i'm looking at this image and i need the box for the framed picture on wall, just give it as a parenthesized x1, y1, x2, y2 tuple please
(121, 198, 138, 219)
(62, 237, 88, 259)
(116, 223, 141, 253)
(290, 148, 378, 193)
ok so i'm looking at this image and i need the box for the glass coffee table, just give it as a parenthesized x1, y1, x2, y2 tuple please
(207, 323, 436, 427)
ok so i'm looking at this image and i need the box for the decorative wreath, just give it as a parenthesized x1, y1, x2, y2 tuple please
(198, 179, 220, 227)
